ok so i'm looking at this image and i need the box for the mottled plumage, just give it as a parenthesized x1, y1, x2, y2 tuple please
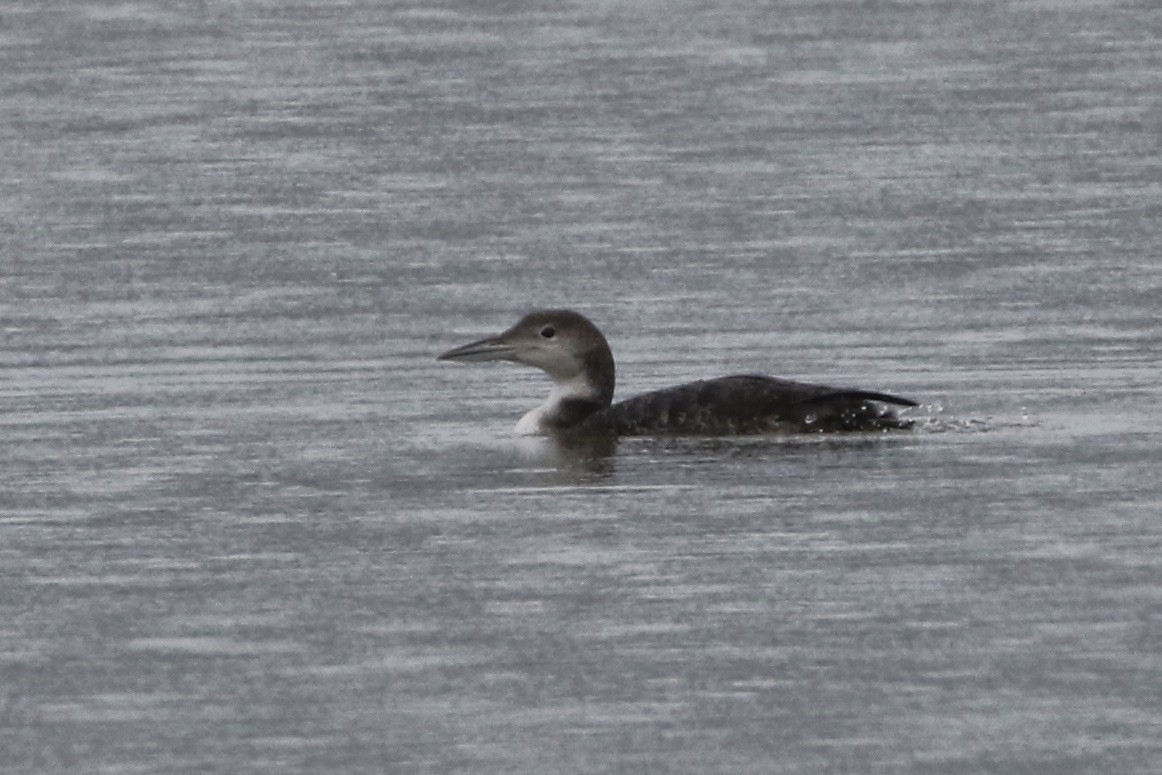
(438, 310, 916, 437)
(572, 375, 914, 435)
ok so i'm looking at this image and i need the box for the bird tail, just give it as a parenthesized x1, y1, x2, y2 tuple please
(802, 390, 917, 408)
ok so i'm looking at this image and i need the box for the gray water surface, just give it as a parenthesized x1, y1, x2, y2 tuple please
(3, 1, 1162, 773)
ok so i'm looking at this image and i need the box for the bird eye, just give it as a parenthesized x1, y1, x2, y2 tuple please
(540, 325, 556, 339)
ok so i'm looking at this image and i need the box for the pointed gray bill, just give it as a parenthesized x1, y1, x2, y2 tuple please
(437, 335, 517, 362)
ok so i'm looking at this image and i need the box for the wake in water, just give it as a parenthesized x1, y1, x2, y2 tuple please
(904, 403, 1038, 434)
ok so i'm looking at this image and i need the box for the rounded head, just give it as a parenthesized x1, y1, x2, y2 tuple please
(496, 310, 608, 379)
(437, 309, 616, 402)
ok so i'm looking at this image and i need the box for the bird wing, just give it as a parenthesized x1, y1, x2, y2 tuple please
(572, 375, 914, 435)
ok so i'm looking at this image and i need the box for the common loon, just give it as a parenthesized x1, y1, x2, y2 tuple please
(437, 309, 917, 436)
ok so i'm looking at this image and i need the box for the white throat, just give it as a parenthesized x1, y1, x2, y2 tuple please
(514, 373, 599, 435)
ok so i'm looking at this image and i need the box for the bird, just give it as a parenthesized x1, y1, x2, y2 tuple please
(437, 309, 917, 437)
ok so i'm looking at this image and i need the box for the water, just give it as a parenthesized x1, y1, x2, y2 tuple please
(3, 1, 1161, 772)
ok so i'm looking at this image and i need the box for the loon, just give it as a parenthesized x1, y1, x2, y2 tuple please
(437, 309, 917, 436)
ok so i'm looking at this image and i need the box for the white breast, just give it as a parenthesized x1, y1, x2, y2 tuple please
(513, 374, 600, 436)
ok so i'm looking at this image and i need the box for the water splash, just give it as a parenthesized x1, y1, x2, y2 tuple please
(904, 403, 1039, 434)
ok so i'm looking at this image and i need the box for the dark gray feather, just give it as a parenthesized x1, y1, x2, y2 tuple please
(567, 375, 915, 436)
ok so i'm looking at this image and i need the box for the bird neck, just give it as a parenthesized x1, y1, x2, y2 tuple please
(515, 347, 615, 435)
